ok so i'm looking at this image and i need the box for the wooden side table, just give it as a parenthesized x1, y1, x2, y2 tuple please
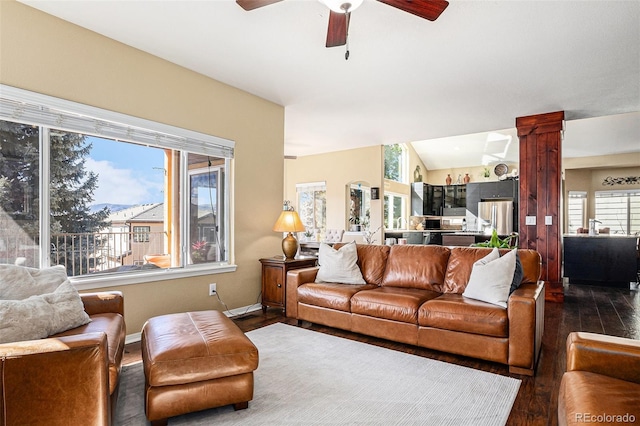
(259, 256, 317, 314)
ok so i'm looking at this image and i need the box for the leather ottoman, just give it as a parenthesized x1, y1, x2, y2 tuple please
(141, 310, 259, 426)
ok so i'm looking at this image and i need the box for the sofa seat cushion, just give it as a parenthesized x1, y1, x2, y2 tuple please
(52, 312, 125, 394)
(351, 287, 441, 324)
(298, 283, 378, 312)
(418, 294, 508, 338)
(559, 371, 640, 425)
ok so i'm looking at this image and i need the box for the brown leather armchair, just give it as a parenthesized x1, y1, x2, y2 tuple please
(558, 332, 640, 426)
(0, 291, 125, 426)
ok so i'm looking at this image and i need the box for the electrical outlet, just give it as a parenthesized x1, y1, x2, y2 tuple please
(209, 283, 217, 296)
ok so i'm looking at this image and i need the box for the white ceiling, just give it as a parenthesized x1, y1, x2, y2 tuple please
(19, 0, 640, 169)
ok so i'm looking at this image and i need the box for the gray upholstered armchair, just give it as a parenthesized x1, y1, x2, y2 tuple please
(323, 229, 344, 243)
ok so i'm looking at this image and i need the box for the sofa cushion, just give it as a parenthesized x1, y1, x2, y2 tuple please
(380, 245, 451, 292)
(559, 371, 640, 426)
(334, 243, 391, 285)
(316, 242, 366, 285)
(418, 293, 509, 338)
(442, 247, 497, 293)
(0, 280, 92, 344)
(298, 282, 378, 312)
(510, 251, 524, 294)
(351, 286, 441, 324)
(462, 249, 517, 308)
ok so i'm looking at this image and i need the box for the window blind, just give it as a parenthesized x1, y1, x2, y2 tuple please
(0, 85, 234, 158)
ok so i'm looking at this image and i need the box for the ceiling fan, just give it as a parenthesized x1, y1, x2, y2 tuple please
(236, 0, 449, 59)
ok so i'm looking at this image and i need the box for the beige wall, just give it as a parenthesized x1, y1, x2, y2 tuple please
(1, 1, 285, 333)
(426, 163, 519, 186)
(285, 145, 384, 242)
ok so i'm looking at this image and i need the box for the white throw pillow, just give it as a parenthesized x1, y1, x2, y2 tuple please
(315, 242, 366, 285)
(0, 280, 91, 344)
(462, 248, 517, 308)
(0, 264, 68, 300)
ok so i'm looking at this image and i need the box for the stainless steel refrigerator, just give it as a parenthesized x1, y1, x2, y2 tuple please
(478, 200, 513, 235)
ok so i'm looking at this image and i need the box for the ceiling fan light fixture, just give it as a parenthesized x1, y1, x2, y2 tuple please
(322, 0, 364, 13)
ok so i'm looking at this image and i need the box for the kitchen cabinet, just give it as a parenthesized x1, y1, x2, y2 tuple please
(466, 180, 518, 217)
(412, 183, 465, 216)
(443, 185, 466, 216)
(442, 234, 476, 247)
(564, 235, 637, 288)
(411, 183, 443, 216)
(479, 180, 517, 199)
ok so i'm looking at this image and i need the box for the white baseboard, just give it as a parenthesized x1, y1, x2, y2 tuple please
(123, 303, 264, 344)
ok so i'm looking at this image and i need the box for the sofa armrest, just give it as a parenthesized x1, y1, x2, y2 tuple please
(285, 266, 319, 319)
(0, 332, 110, 425)
(507, 280, 545, 375)
(566, 332, 640, 384)
(80, 291, 124, 316)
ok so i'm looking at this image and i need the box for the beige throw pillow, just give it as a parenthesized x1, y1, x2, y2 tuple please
(0, 280, 91, 344)
(462, 248, 517, 308)
(315, 242, 366, 285)
(0, 264, 68, 300)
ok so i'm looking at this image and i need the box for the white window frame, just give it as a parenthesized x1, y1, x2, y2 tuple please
(567, 191, 587, 234)
(0, 85, 237, 289)
(296, 181, 327, 233)
(384, 143, 409, 184)
(384, 191, 408, 230)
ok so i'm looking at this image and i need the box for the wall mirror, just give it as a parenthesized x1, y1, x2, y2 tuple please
(346, 181, 371, 231)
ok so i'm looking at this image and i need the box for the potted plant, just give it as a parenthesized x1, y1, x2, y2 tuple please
(191, 240, 208, 263)
(472, 230, 519, 249)
(303, 229, 315, 242)
(483, 168, 491, 180)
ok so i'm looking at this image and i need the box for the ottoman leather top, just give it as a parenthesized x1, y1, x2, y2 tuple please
(142, 310, 259, 387)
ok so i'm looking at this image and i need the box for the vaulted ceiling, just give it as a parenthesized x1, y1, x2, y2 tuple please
(20, 0, 640, 169)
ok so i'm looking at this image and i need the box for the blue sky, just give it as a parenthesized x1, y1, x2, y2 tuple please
(85, 136, 165, 206)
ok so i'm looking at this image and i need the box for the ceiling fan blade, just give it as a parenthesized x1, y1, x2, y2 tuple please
(376, 0, 449, 21)
(236, 0, 283, 11)
(326, 11, 348, 48)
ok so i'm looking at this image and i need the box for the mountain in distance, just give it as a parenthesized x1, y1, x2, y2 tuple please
(90, 203, 133, 213)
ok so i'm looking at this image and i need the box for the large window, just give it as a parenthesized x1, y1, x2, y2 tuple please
(296, 182, 326, 234)
(384, 192, 407, 230)
(0, 85, 234, 282)
(595, 190, 640, 235)
(384, 144, 408, 183)
(567, 191, 587, 234)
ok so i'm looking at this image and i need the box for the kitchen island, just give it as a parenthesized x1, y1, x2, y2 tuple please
(563, 234, 638, 288)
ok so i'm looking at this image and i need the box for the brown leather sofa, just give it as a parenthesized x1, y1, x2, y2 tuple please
(287, 244, 544, 375)
(558, 332, 640, 426)
(0, 291, 126, 426)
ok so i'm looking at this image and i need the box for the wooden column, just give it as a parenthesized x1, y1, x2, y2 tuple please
(516, 111, 564, 302)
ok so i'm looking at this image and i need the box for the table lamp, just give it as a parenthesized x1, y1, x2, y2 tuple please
(273, 206, 305, 259)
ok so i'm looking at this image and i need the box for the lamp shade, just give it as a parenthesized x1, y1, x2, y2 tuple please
(273, 210, 305, 233)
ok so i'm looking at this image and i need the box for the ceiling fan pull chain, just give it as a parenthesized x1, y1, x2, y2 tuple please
(345, 11, 350, 60)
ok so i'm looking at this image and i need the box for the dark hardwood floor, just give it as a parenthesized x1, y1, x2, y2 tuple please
(123, 283, 640, 426)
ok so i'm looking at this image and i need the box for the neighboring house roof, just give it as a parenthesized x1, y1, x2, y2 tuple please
(107, 203, 161, 223)
(128, 203, 164, 223)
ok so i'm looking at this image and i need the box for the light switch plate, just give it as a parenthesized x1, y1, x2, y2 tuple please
(545, 216, 553, 225)
(525, 216, 536, 225)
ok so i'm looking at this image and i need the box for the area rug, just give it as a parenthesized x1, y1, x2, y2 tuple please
(115, 323, 520, 425)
